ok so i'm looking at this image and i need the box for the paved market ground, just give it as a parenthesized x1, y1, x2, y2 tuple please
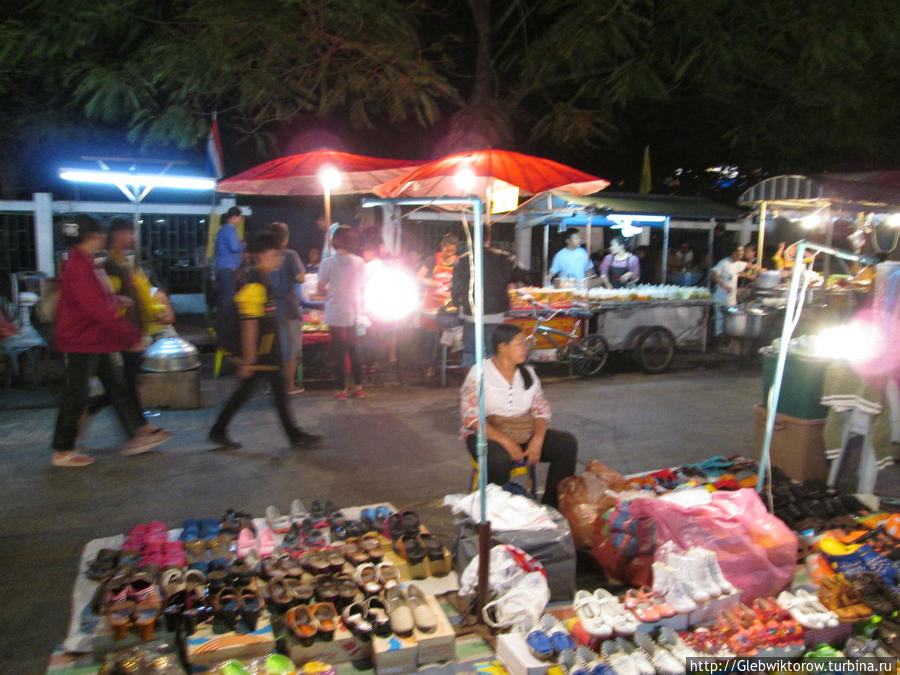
(0, 355, 889, 672)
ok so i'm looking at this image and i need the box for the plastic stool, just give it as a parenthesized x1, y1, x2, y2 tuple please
(469, 456, 538, 499)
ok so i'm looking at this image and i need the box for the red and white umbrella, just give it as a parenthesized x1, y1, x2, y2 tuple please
(374, 149, 608, 202)
(216, 150, 425, 224)
(216, 150, 423, 195)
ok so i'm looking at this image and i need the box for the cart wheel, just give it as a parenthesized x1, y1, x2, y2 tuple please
(634, 327, 675, 373)
(570, 335, 609, 377)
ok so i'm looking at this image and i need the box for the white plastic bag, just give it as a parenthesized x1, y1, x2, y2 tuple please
(458, 544, 550, 629)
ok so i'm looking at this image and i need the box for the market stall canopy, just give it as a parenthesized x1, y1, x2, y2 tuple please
(517, 191, 746, 228)
(373, 149, 609, 201)
(215, 150, 423, 195)
(738, 173, 900, 210)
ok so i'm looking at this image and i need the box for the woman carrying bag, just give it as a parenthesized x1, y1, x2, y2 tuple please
(459, 324, 577, 508)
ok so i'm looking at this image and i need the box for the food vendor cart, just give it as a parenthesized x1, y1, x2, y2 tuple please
(506, 192, 739, 373)
(505, 285, 712, 373)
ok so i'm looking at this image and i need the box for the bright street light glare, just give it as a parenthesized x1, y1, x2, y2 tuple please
(813, 321, 884, 363)
(800, 214, 820, 230)
(454, 168, 476, 193)
(318, 166, 341, 191)
(59, 169, 216, 190)
(886, 213, 900, 228)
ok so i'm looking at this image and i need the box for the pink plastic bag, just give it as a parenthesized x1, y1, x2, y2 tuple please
(628, 488, 797, 601)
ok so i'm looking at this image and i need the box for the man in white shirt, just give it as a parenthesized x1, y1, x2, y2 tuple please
(548, 230, 592, 281)
(710, 244, 748, 335)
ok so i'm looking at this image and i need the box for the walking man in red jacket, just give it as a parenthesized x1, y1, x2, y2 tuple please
(51, 217, 171, 467)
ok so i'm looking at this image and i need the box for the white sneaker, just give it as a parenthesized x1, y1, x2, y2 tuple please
(635, 631, 685, 675)
(289, 499, 308, 523)
(616, 638, 655, 675)
(574, 590, 613, 638)
(777, 590, 823, 628)
(668, 551, 714, 602)
(794, 588, 839, 628)
(690, 547, 735, 595)
(594, 588, 639, 636)
(652, 561, 697, 614)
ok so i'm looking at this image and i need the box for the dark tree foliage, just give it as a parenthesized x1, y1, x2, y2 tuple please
(1, 0, 898, 195)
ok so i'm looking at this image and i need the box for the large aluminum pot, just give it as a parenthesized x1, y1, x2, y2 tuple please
(722, 306, 773, 338)
(141, 336, 200, 372)
(755, 270, 782, 289)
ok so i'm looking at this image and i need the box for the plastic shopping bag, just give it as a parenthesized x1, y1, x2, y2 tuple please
(627, 488, 797, 601)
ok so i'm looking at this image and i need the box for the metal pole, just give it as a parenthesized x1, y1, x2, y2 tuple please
(757, 243, 806, 493)
(323, 186, 332, 228)
(707, 223, 715, 290)
(823, 207, 833, 280)
(543, 225, 549, 285)
(757, 202, 767, 267)
(471, 197, 491, 617)
(661, 217, 670, 282)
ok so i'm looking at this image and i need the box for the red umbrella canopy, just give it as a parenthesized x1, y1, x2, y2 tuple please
(216, 150, 424, 195)
(374, 149, 609, 199)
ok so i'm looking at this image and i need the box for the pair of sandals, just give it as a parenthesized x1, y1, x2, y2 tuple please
(265, 500, 309, 533)
(213, 585, 265, 632)
(285, 601, 338, 644)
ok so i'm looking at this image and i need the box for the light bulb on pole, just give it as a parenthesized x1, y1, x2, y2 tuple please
(319, 166, 341, 226)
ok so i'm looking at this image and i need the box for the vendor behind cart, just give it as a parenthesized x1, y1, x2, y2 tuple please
(710, 243, 751, 336)
(548, 229, 593, 283)
(599, 236, 640, 288)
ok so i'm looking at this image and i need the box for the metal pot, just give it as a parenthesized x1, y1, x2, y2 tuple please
(141, 336, 200, 372)
(755, 270, 782, 290)
(722, 306, 773, 338)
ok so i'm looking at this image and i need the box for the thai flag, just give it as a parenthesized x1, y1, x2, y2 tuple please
(206, 113, 224, 180)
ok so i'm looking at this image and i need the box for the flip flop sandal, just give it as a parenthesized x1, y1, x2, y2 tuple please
(334, 573, 358, 604)
(265, 506, 292, 534)
(400, 511, 421, 536)
(383, 513, 405, 541)
(325, 546, 345, 573)
(360, 533, 384, 562)
(240, 588, 264, 631)
(313, 575, 339, 604)
(286, 577, 314, 604)
(420, 533, 446, 564)
(266, 577, 294, 612)
(395, 534, 426, 565)
(52, 451, 95, 467)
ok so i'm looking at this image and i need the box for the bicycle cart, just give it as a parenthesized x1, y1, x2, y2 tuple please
(582, 298, 712, 373)
(506, 296, 712, 375)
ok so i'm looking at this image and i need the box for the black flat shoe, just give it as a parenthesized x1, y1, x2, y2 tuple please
(208, 430, 242, 450)
(291, 432, 322, 449)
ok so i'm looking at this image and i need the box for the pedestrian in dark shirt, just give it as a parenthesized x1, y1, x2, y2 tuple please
(208, 231, 321, 451)
(450, 243, 517, 366)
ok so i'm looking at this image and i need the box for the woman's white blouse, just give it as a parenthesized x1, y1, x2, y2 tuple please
(459, 359, 551, 437)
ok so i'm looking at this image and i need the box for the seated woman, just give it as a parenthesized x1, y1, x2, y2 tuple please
(459, 323, 578, 508)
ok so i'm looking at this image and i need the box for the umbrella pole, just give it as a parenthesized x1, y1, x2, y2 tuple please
(323, 186, 332, 226)
(472, 197, 492, 619)
(757, 202, 767, 267)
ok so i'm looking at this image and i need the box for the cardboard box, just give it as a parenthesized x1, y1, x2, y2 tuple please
(287, 621, 372, 665)
(372, 633, 418, 674)
(184, 610, 275, 672)
(496, 632, 549, 675)
(753, 405, 827, 481)
(414, 594, 456, 665)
